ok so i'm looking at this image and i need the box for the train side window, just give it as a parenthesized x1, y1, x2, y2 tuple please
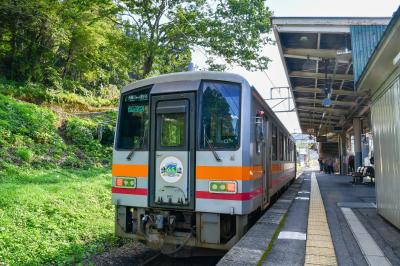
(272, 125, 277, 160)
(279, 132, 284, 161)
(116, 88, 150, 150)
(292, 141, 295, 161)
(283, 136, 287, 161)
(200, 81, 241, 149)
(286, 137, 289, 161)
(255, 113, 264, 155)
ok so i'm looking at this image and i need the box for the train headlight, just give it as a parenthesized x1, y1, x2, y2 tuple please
(209, 181, 237, 194)
(115, 177, 137, 188)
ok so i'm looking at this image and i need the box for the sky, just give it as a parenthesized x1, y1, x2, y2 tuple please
(191, 0, 400, 134)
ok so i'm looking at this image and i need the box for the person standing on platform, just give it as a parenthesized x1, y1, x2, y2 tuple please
(348, 155, 355, 174)
(318, 158, 323, 172)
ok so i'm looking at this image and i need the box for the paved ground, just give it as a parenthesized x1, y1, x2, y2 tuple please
(260, 170, 400, 266)
(317, 171, 400, 266)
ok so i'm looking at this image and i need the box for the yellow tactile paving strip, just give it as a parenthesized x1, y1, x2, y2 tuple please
(304, 172, 338, 266)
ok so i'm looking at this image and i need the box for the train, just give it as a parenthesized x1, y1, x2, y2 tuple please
(111, 71, 296, 254)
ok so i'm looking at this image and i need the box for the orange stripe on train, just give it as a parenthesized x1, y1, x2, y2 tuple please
(111, 164, 264, 180)
(112, 164, 148, 177)
(196, 166, 263, 181)
(111, 164, 292, 180)
(271, 163, 283, 174)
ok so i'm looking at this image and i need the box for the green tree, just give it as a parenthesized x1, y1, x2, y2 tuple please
(0, 0, 273, 92)
(0, 0, 130, 92)
(115, 0, 273, 78)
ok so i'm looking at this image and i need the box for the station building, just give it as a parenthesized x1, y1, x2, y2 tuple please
(272, 7, 400, 229)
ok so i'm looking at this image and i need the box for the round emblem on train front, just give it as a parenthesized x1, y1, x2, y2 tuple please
(160, 156, 183, 183)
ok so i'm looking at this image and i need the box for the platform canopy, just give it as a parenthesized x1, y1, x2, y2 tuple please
(271, 17, 390, 137)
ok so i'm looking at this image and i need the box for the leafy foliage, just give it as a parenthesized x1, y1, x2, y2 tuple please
(0, 0, 273, 91)
(63, 115, 114, 166)
(0, 0, 130, 92)
(0, 77, 118, 111)
(0, 94, 116, 174)
(116, 0, 273, 77)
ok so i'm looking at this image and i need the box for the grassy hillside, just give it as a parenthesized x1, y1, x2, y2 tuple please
(0, 168, 123, 265)
(0, 77, 118, 112)
(0, 93, 116, 177)
(0, 80, 124, 265)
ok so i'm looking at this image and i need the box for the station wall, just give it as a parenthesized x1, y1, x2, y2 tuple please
(371, 70, 400, 229)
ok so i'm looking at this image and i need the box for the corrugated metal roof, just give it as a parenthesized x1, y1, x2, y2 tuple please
(351, 25, 387, 84)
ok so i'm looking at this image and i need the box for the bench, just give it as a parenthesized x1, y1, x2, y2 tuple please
(352, 166, 375, 183)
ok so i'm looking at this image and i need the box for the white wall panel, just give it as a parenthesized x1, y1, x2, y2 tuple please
(371, 75, 400, 229)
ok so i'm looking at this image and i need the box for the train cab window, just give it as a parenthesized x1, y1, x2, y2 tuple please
(200, 81, 241, 149)
(272, 125, 277, 160)
(116, 88, 150, 150)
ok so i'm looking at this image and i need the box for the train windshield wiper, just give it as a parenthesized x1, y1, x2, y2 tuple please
(126, 136, 144, 161)
(205, 135, 222, 162)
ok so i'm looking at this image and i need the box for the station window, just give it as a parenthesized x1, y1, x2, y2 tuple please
(200, 81, 241, 149)
(116, 87, 150, 150)
(272, 125, 277, 160)
(279, 132, 284, 161)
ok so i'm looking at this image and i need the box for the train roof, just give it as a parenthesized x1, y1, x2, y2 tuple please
(122, 71, 249, 93)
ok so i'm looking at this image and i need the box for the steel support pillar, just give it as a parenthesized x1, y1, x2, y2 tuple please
(353, 118, 362, 169)
(339, 133, 347, 175)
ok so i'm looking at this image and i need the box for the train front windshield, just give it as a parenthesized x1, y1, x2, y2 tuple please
(200, 81, 241, 150)
(116, 87, 150, 150)
(116, 81, 241, 151)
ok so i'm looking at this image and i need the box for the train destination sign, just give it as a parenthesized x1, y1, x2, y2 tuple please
(128, 105, 145, 113)
(126, 93, 148, 102)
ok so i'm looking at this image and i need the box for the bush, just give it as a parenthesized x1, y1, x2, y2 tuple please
(0, 94, 116, 176)
(0, 76, 118, 111)
(15, 147, 34, 163)
(64, 117, 97, 146)
(63, 116, 114, 167)
(0, 94, 57, 140)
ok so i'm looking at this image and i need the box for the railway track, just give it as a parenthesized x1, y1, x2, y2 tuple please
(139, 252, 222, 266)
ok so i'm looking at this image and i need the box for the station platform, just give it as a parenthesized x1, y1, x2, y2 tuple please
(217, 170, 400, 266)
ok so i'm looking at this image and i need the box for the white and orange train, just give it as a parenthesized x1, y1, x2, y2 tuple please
(111, 71, 296, 253)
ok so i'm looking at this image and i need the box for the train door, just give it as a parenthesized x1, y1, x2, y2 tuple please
(149, 92, 196, 210)
(256, 112, 269, 208)
(263, 117, 270, 207)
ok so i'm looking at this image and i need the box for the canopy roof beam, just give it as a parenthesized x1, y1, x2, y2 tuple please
(300, 118, 338, 125)
(289, 71, 353, 81)
(293, 86, 356, 96)
(297, 106, 348, 115)
(298, 113, 345, 120)
(284, 48, 339, 59)
(296, 97, 355, 107)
